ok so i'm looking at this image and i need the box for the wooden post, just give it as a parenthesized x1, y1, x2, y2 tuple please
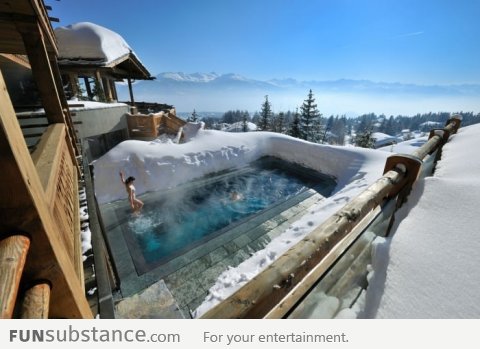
(0, 235, 30, 319)
(69, 73, 79, 97)
(21, 282, 51, 319)
(111, 80, 118, 101)
(84, 77, 93, 99)
(94, 70, 106, 102)
(445, 115, 462, 134)
(102, 77, 114, 102)
(0, 71, 92, 318)
(127, 78, 135, 106)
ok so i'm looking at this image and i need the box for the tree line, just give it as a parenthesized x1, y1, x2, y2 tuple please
(196, 91, 480, 148)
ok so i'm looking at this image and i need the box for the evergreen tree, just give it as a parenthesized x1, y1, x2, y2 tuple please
(251, 111, 260, 125)
(299, 89, 322, 141)
(321, 115, 334, 143)
(242, 113, 248, 132)
(275, 112, 285, 133)
(258, 95, 272, 131)
(385, 116, 395, 135)
(355, 128, 376, 148)
(288, 108, 301, 138)
(189, 109, 198, 122)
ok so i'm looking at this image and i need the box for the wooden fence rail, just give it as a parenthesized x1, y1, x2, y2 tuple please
(201, 115, 462, 318)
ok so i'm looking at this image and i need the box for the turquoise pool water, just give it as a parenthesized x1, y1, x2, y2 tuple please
(117, 157, 336, 274)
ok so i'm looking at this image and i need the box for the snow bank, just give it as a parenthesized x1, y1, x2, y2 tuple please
(55, 22, 132, 64)
(364, 123, 480, 318)
(93, 130, 388, 205)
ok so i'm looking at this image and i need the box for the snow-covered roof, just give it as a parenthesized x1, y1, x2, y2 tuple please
(55, 22, 131, 65)
(55, 22, 152, 79)
(372, 132, 402, 148)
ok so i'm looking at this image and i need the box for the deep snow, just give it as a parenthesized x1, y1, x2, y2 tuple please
(364, 123, 480, 318)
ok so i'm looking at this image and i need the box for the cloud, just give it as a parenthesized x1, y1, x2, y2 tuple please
(393, 31, 425, 39)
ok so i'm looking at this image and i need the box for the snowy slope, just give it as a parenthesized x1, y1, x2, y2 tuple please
(93, 131, 389, 205)
(364, 123, 480, 318)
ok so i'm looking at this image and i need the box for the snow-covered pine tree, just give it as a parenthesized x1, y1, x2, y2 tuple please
(188, 109, 198, 122)
(242, 112, 248, 132)
(299, 89, 322, 141)
(288, 108, 301, 138)
(258, 95, 272, 131)
(276, 112, 285, 133)
(355, 128, 376, 148)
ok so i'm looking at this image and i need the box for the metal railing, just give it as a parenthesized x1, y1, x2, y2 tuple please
(201, 115, 462, 318)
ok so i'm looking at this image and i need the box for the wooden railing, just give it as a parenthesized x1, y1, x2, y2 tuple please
(201, 116, 462, 318)
(0, 105, 88, 319)
(32, 124, 83, 283)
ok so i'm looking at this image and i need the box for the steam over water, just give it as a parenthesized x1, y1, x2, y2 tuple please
(125, 157, 336, 269)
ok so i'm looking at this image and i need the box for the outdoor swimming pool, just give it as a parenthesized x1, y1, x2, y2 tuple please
(100, 157, 336, 280)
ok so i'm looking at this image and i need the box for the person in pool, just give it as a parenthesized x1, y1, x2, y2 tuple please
(119, 171, 144, 213)
(230, 191, 243, 201)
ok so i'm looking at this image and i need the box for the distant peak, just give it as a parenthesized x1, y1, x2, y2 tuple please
(158, 72, 219, 82)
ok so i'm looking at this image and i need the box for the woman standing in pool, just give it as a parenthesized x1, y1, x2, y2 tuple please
(119, 171, 144, 213)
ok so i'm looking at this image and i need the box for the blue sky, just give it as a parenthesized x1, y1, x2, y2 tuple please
(50, 0, 480, 85)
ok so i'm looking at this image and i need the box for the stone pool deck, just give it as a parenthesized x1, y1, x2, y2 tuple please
(108, 189, 326, 318)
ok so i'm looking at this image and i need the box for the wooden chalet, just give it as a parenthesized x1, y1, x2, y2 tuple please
(0, 0, 92, 318)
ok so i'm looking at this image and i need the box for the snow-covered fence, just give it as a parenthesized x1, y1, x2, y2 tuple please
(201, 115, 462, 319)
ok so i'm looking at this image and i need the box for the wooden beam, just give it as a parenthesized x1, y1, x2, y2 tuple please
(0, 235, 30, 319)
(94, 70, 106, 101)
(18, 22, 65, 125)
(31, 124, 65, 200)
(69, 73, 79, 97)
(21, 282, 50, 319)
(48, 53, 79, 156)
(84, 77, 93, 99)
(111, 79, 118, 101)
(127, 78, 135, 106)
(0, 53, 31, 69)
(0, 70, 92, 318)
(102, 77, 114, 102)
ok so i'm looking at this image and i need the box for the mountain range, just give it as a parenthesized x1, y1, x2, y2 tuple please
(116, 72, 480, 115)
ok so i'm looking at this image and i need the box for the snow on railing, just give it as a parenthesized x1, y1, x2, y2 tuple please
(201, 115, 462, 319)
